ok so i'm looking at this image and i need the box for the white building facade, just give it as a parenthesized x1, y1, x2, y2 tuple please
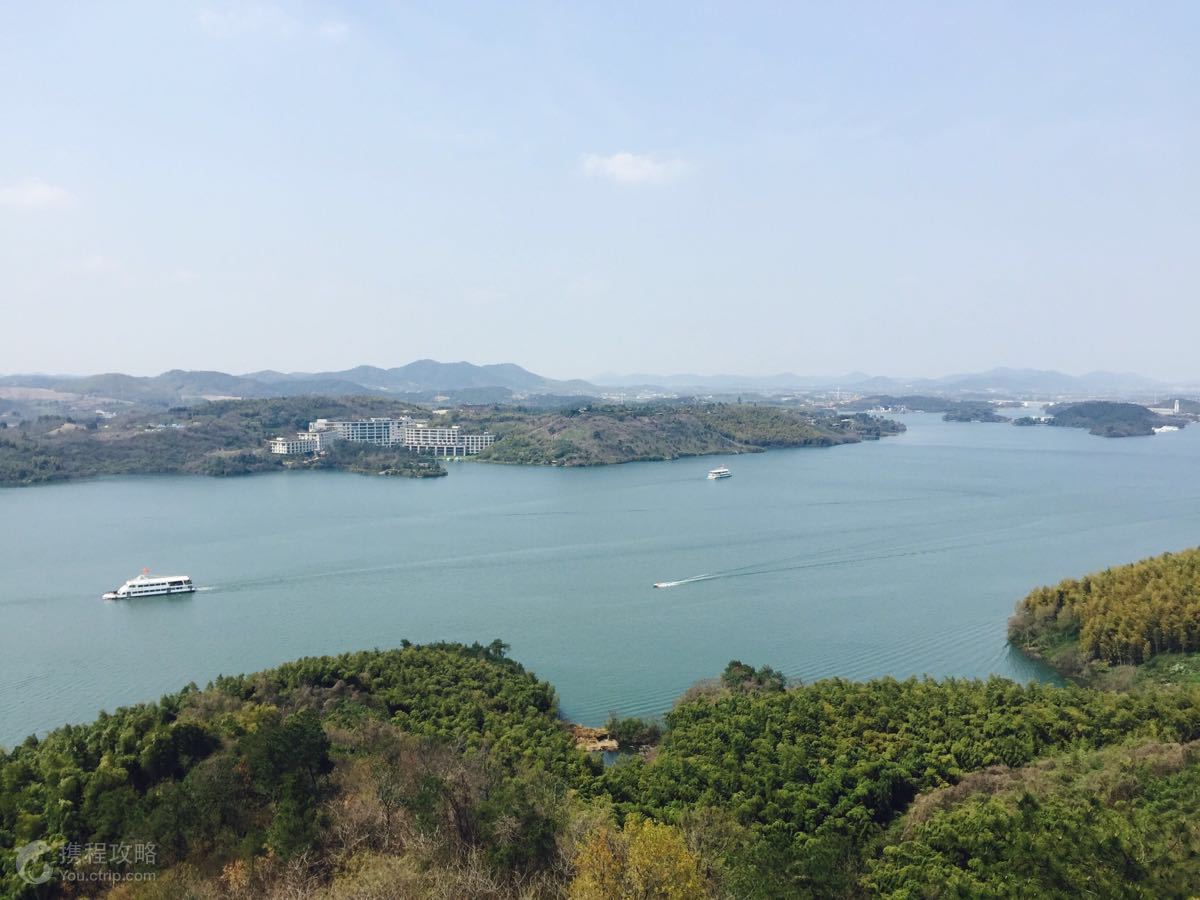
(269, 429, 339, 455)
(272, 416, 494, 456)
(309, 417, 411, 445)
(400, 423, 496, 456)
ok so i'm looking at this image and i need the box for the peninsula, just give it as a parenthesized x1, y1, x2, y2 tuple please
(1009, 546, 1200, 688)
(0, 397, 904, 486)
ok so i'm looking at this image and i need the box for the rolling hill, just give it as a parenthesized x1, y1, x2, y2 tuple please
(0, 360, 598, 406)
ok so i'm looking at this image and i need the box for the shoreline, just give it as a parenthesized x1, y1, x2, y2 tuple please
(0, 428, 905, 487)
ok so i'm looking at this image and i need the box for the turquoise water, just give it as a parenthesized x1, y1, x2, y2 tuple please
(3, 413, 1200, 747)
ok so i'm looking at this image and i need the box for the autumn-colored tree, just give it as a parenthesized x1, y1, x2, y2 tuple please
(570, 817, 708, 899)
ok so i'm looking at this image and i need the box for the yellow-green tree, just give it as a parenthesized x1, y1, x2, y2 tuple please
(1009, 547, 1200, 665)
(570, 816, 708, 899)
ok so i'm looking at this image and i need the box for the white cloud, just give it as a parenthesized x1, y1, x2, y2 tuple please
(0, 178, 73, 210)
(580, 152, 691, 186)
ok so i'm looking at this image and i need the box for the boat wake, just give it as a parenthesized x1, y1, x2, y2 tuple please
(650, 525, 1052, 591)
(653, 574, 716, 589)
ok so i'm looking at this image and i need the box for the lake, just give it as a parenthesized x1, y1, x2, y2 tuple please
(3, 413, 1200, 747)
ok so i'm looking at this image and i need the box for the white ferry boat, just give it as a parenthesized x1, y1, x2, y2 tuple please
(707, 466, 732, 480)
(102, 570, 196, 600)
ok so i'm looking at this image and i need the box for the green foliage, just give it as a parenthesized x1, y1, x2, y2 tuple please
(604, 716, 663, 748)
(0, 642, 591, 898)
(471, 402, 903, 466)
(720, 660, 787, 692)
(238, 709, 332, 858)
(1009, 547, 1200, 668)
(864, 740, 1200, 898)
(0, 397, 433, 485)
(307, 441, 445, 477)
(0, 398, 904, 483)
(594, 674, 1200, 896)
(856, 395, 1009, 421)
(1045, 400, 1176, 437)
(941, 405, 1008, 423)
(5, 643, 1200, 898)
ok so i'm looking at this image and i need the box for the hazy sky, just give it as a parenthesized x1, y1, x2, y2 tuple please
(2, 2, 1197, 379)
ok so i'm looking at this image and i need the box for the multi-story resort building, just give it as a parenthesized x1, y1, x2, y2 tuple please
(270, 416, 495, 457)
(268, 429, 339, 455)
(399, 422, 496, 456)
(309, 417, 402, 444)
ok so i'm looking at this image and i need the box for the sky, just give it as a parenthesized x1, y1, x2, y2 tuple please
(1, 2, 1197, 380)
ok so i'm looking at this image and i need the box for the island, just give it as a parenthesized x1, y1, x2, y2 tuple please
(848, 394, 1012, 423)
(939, 405, 1010, 423)
(463, 403, 904, 466)
(852, 395, 1198, 437)
(1044, 400, 1185, 437)
(0, 398, 904, 486)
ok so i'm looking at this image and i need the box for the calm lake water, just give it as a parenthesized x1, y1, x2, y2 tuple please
(3, 413, 1200, 746)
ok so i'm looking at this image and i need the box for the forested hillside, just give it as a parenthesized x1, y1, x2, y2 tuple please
(1045, 400, 1179, 437)
(594, 672, 1200, 897)
(864, 739, 1200, 897)
(5, 645, 1200, 898)
(0, 399, 902, 484)
(0, 641, 591, 898)
(467, 403, 903, 466)
(0, 398, 437, 485)
(1009, 548, 1200, 677)
(851, 395, 1011, 423)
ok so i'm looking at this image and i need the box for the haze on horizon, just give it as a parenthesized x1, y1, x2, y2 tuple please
(2, 2, 1197, 382)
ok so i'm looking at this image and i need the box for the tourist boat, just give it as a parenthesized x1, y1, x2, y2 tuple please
(707, 466, 732, 480)
(102, 569, 196, 600)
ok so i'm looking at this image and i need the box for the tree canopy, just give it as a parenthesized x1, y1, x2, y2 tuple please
(1009, 547, 1200, 669)
(4, 640, 1200, 897)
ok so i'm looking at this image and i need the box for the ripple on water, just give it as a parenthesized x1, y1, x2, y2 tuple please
(0, 414, 1197, 740)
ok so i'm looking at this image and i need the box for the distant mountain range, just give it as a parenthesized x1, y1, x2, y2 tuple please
(243, 360, 596, 394)
(592, 367, 1184, 397)
(0, 362, 1191, 407)
(0, 360, 597, 405)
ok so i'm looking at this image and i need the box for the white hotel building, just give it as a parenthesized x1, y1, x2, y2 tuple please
(268, 429, 339, 455)
(310, 417, 404, 445)
(271, 416, 495, 457)
(401, 422, 496, 456)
